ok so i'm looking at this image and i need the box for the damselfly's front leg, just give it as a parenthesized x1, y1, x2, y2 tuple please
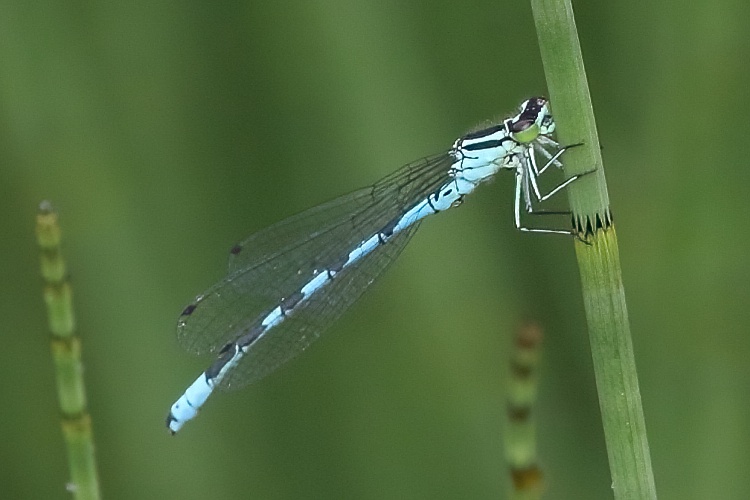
(512, 141, 592, 235)
(526, 142, 586, 205)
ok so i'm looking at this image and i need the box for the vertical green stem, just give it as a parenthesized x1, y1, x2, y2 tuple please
(504, 322, 544, 500)
(36, 201, 101, 500)
(529, 1, 657, 498)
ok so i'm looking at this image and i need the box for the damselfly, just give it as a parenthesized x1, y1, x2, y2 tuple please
(167, 97, 582, 434)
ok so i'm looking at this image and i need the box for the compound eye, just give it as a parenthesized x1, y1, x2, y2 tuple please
(510, 119, 533, 134)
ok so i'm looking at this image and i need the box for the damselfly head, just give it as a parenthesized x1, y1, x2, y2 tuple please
(510, 97, 556, 143)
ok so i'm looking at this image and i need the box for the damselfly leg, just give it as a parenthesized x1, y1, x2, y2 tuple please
(513, 141, 589, 235)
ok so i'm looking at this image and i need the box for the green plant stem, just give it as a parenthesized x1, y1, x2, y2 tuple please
(530, 1, 657, 498)
(504, 322, 544, 500)
(36, 201, 101, 500)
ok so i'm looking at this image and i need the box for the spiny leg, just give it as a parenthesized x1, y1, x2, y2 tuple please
(512, 142, 593, 235)
(534, 139, 584, 176)
(526, 143, 590, 203)
(532, 138, 564, 176)
(513, 169, 573, 235)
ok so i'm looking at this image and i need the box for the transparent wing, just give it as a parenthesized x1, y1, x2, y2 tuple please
(224, 151, 451, 275)
(221, 223, 419, 390)
(176, 152, 454, 375)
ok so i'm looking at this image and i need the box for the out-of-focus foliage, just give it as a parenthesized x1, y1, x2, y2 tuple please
(2, 1, 749, 498)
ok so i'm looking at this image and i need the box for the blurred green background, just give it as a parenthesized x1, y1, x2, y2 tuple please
(2, 1, 750, 498)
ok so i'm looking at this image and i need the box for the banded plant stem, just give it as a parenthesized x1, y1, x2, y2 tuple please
(504, 322, 544, 500)
(529, 1, 657, 498)
(36, 201, 101, 500)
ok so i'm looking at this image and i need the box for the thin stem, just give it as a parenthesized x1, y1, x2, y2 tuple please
(36, 201, 102, 500)
(504, 322, 544, 500)
(530, 1, 657, 498)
